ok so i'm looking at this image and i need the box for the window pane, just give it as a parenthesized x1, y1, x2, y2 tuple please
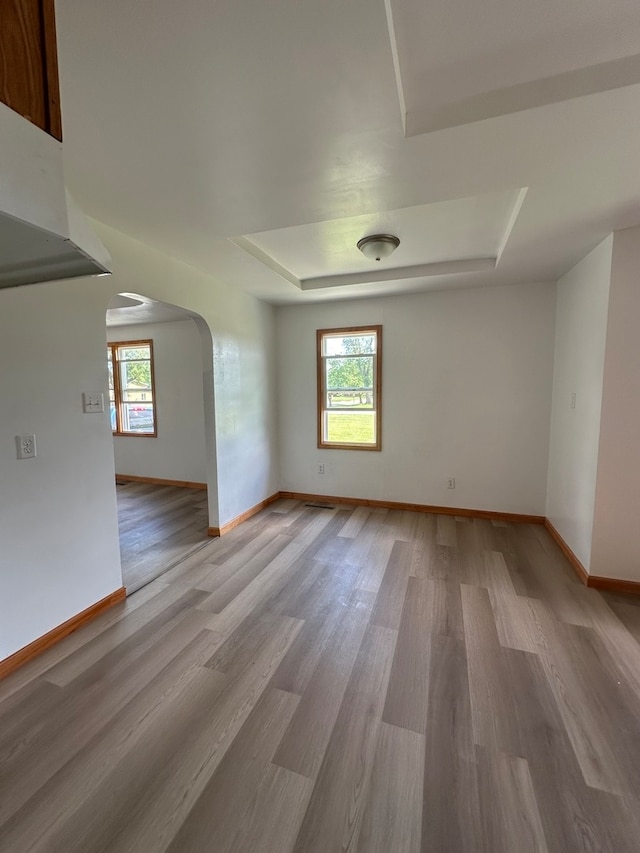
(318, 326, 381, 450)
(325, 356, 374, 407)
(120, 360, 152, 392)
(326, 391, 373, 409)
(122, 389, 152, 402)
(110, 339, 156, 437)
(325, 411, 376, 444)
(118, 345, 150, 361)
(121, 403, 155, 434)
(326, 390, 374, 410)
(323, 333, 376, 356)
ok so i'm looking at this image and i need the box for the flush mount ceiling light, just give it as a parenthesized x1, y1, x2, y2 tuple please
(357, 233, 400, 262)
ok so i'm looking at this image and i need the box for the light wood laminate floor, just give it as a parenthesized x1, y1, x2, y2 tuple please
(116, 481, 210, 593)
(3, 500, 640, 851)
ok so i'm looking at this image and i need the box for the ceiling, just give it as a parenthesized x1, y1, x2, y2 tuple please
(106, 294, 198, 328)
(55, 0, 640, 304)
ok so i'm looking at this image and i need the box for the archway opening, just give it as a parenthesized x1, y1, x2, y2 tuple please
(106, 292, 218, 592)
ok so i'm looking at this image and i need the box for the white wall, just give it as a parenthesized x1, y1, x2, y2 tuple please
(277, 281, 556, 515)
(0, 220, 278, 660)
(108, 320, 207, 484)
(0, 279, 122, 660)
(545, 236, 612, 571)
(95, 220, 279, 529)
(590, 226, 640, 580)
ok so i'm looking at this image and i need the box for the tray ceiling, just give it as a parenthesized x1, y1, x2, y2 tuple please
(233, 190, 526, 290)
(54, 0, 640, 303)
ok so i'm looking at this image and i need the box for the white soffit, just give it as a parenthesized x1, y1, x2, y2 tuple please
(232, 189, 526, 291)
(0, 102, 111, 289)
(386, 0, 640, 135)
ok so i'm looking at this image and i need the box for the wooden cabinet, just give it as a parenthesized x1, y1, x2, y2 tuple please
(0, 0, 62, 140)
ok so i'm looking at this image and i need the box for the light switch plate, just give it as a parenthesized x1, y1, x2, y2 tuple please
(82, 392, 105, 413)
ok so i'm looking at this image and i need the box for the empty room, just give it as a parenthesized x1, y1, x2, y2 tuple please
(2, 0, 640, 851)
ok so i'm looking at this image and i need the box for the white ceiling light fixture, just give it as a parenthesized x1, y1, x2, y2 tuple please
(357, 233, 400, 262)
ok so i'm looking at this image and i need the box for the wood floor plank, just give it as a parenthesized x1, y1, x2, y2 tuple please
(520, 530, 596, 627)
(272, 586, 374, 779)
(196, 528, 290, 588)
(157, 538, 220, 584)
(291, 624, 397, 853)
(4, 501, 640, 851)
(429, 543, 460, 582)
(358, 722, 425, 853)
(527, 601, 640, 796)
(308, 510, 355, 565)
(384, 509, 419, 543)
(164, 687, 301, 853)
(206, 610, 300, 679)
(461, 583, 523, 754)
(436, 514, 457, 547)
(408, 513, 437, 579)
(0, 579, 168, 702)
(495, 622, 638, 852)
(485, 549, 539, 653)
(0, 632, 227, 853)
(354, 525, 397, 594)
(272, 553, 360, 621)
(382, 577, 438, 733)
(477, 749, 549, 853)
(225, 764, 314, 853)
(43, 585, 209, 687)
(568, 590, 640, 704)
(370, 540, 413, 630)
(196, 534, 292, 610)
(117, 483, 210, 592)
(337, 505, 371, 539)
(429, 577, 465, 639)
(0, 607, 218, 827)
(44, 615, 303, 853)
(202, 510, 338, 637)
(456, 520, 493, 587)
(271, 583, 358, 695)
(268, 557, 339, 618)
(343, 511, 388, 571)
(0, 679, 63, 767)
(421, 634, 481, 853)
(603, 593, 640, 642)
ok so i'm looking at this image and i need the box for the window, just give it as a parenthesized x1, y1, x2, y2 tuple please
(317, 326, 382, 450)
(107, 340, 157, 436)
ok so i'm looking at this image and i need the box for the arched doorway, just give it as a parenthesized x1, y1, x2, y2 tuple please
(106, 293, 219, 592)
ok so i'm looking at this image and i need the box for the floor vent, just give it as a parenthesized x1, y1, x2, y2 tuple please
(305, 502, 335, 510)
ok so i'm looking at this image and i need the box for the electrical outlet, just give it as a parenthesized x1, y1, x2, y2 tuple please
(17, 434, 37, 460)
(447, 477, 455, 489)
(317, 463, 325, 474)
(570, 392, 576, 409)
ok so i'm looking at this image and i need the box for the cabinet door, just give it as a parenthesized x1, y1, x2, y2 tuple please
(0, 0, 62, 140)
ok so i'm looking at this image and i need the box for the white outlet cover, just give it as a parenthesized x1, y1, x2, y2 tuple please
(16, 434, 37, 459)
